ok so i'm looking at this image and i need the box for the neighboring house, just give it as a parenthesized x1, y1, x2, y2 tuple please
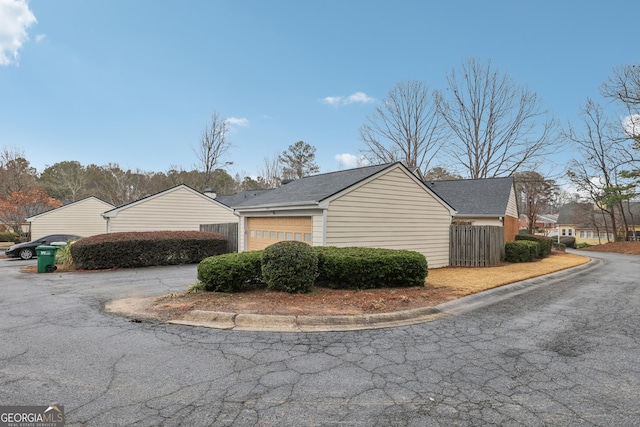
(27, 196, 115, 240)
(558, 202, 640, 244)
(101, 184, 237, 233)
(519, 213, 558, 236)
(228, 162, 456, 268)
(425, 177, 520, 242)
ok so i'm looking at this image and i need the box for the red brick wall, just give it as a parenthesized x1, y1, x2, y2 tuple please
(504, 215, 519, 242)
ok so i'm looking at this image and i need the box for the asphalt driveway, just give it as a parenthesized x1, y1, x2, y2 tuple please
(1, 251, 639, 426)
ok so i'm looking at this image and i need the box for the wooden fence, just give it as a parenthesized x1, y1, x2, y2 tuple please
(450, 224, 504, 267)
(200, 222, 238, 252)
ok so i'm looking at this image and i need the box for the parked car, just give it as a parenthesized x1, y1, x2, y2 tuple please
(4, 234, 82, 260)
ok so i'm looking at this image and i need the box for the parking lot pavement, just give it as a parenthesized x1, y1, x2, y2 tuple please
(2, 252, 640, 426)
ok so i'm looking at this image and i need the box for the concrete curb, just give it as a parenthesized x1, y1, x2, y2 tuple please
(167, 258, 601, 333)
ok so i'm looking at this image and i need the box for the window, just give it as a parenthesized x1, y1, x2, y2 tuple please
(250, 230, 255, 237)
(256, 231, 262, 238)
(304, 233, 312, 242)
(278, 232, 284, 239)
(562, 229, 566, 236)
(568, 229, 573, 236)
(295, 233, 302, 241)
(263, 230, 268, 238)
(270, 231, 276, 239)
(580, 231, 585, 238)
(286, 232, 293, 240)
(587, 231, 592, 239)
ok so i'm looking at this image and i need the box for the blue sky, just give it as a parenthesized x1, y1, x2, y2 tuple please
(1, 0, 638, 182)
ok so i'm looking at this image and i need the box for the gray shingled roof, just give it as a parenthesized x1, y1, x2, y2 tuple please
(426, 177, 515, 216)
(226, 163, 395, 209)
(215, 189, 273, 208)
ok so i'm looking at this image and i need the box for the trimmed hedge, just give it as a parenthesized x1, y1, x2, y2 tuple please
(197, 251, 263, 292)
(261, 241, 318, 293)
(552, 242, 566, 252)
(0, 232, 18, 242)
(315, 246, 428, 289)
(70, 231, 228, 270)
(505, 241, 539, 263)
(559, 236, 576, 249)
(515, 234, 553, 258)
(196, 245, 430, 293)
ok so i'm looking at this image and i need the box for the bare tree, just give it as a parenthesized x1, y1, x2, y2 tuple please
(436, 58, 558, 178)
(194, 111, 232, 190)
(278, 141, 319, 180)
(359, 80, 444, 172)
(0, 145, 37, 197)
(513, 171, 558, 234)
(258, 154, 282, 188)
(564, 98, 634, 241)
(601, 64, 640, 112)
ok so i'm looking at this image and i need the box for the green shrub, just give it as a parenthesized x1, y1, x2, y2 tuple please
(505, 241, 539, 263)
(0, 232, 18, 242)
(559, 236, 576, 249)
(552, 242, 566, 252)
(197, 251, 264, 292)
(575, 242, 591, 249)
(314, 246, 428, 289)
(70, 231, 228, 270)
(261, 241, 318, 293)
(515, 234, 552, 257)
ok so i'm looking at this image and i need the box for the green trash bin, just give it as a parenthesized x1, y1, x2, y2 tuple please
(36, 245, 58, 273)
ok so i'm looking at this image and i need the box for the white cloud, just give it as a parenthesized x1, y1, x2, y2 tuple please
(0, 0, 37, 66)
(622, 114, 640, 137)
(226, 117, 249, 127)
(335, 153, 368, 169)
(345, 92, 375, 104)
(35, 33, 46, 43)
(322, 92, 375, 107)
(322, 96, 342, 106)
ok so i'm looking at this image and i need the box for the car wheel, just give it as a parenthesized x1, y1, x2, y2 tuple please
(19, 249, 34, 260)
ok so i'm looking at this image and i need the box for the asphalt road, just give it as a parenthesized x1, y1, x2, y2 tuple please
(1, 251, 639, 426)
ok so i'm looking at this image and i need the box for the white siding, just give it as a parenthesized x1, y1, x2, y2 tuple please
(326, 168, 452, 268)
(462, 217, 503, 226)
(107, 187, 237, 233)
(506, 186, 518, 218)
(30, 197, 114, 240)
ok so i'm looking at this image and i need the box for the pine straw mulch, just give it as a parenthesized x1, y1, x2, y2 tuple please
(150, 252, 591, 320)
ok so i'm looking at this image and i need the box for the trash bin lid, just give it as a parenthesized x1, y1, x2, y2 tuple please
(36, 245, 58, 252)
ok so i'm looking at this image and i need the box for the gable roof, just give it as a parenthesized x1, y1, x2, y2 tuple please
(101, 184, 233, 218)
(229, 162, 454, 212)
(426, 176, 515, 217)
(26, 196, 115, 222)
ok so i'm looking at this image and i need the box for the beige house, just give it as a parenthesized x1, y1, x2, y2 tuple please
(225, 163, 455, 268)
(102, 184, 237, 233)
(27, 196, 115, 240)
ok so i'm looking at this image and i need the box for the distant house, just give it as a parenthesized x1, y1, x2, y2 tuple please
(558, 202, 640, 244)
(227, 162, 456, 268)
(425, 177, 519, 241)
(27, 196, 115, 240)
(101, 184, 237, 233)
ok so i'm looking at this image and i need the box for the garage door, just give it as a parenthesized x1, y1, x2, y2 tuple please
(247, 217, 312, 251)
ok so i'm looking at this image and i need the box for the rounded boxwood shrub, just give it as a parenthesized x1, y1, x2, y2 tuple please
(261, 241, 318, 293)
(197, 251, 264, 292)
(515, 234, 552, 257)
